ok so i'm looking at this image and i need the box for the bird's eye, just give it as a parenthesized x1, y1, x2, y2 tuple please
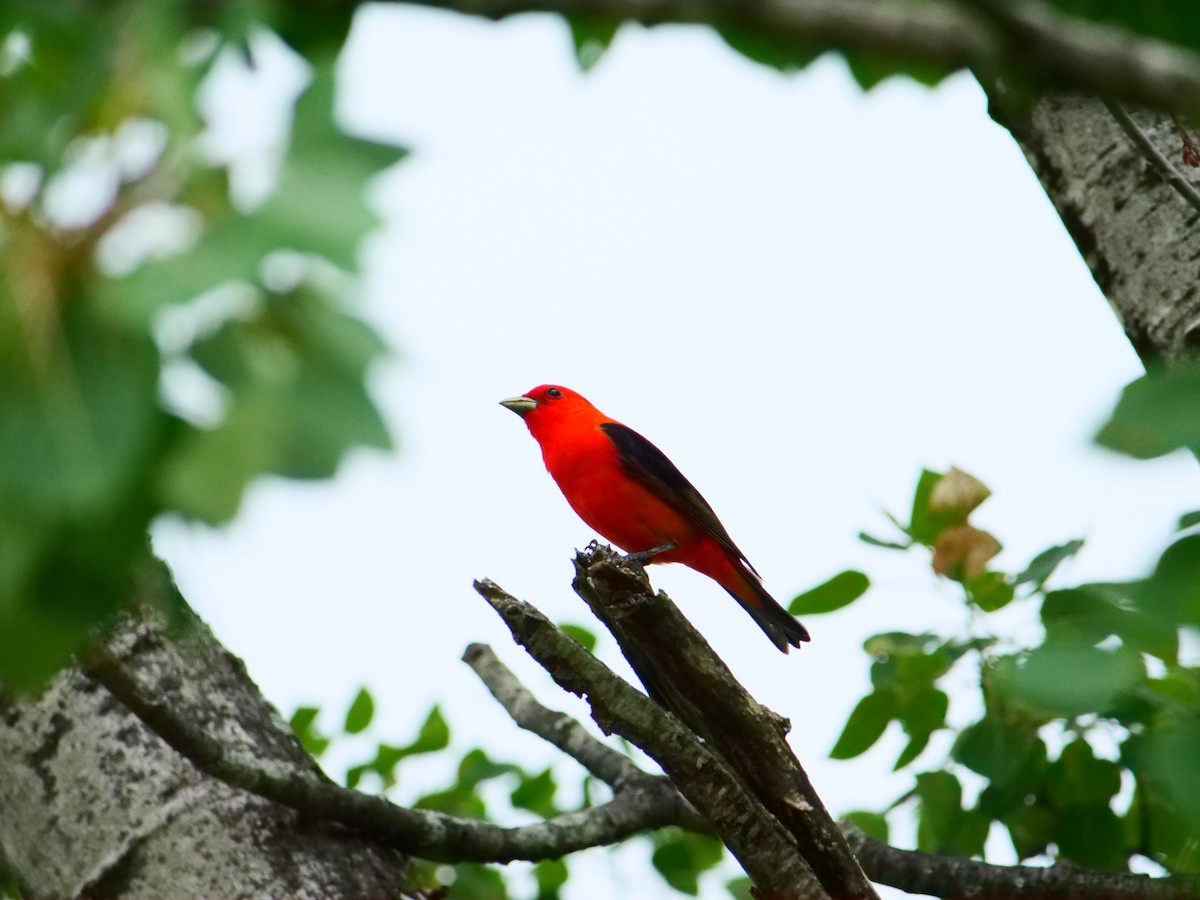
(546, 387, 563, 399)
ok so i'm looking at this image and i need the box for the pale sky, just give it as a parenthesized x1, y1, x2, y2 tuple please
(154, 7, 1198, 898)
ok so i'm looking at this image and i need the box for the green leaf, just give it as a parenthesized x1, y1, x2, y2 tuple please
(1054, 803, 1126, 870)
(559, 623, 598, 653)
(843, 51, 954, 90)
(831, 690, 895, 760)
(953, 714, 1043, 790)
(1139, 718, 1200, 831)
(263, 57, 405, 271)
(1042, 585, 1178, 664)
(1178, 510, 1200, 531)
(894, 688, 948, 770)
(343, 687, 375, 735)
(1135, 534, 1200, 629)
(725, 875, 754, 899)
(1046, 740, 1121, 809)
(994, 641, 1147, 719)
(511, 768, 558, 818)
(411, 705, 451, 755)
(915, 771, 989, 857)
(1002, 799, 1055, 861)
(444, 863, 509, 900)
(789, 570, 870, 615)
(966, 571, 1015, 612)
(1096, 364, 1200, 459)
(651, 829, 725, 896)
(567, 15, 620, 71)
(1015, 539, 1085, 591)
(717, 26, 820, 72)
(534, 858, 569, 900)
(909, 469, 972, 544)
(288, 706, 331, 759)
(843, 810, 889, 843)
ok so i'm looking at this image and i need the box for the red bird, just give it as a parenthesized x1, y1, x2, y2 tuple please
(501, 384, 809, 652)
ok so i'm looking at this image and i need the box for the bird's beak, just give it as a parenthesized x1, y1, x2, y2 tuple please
(500, 396, 538, 417)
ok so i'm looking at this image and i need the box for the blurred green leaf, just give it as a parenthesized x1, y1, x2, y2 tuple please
(651, 829, 724, 896)
(511, 768, 558, 818)
(1002, 798, 1055, 861)
(953, 714, 1044, 800)
(915, 771, 989, 857)
(1140, 718, 1200, 831)
(289, 706, 330, 758)
(559, 623, 598, 653)
(831, 690, 895, 760)
(1096, 365, 1200, 459)
(717, 26, 820, 72)
(910, 469, 972, 544)
(412, 705, 451, 755)
(1046, 740, 1121, 810)
(567, 15, 620, 71)
(444, 862, 509, 900)
(725, 875, 754, 899)
(534, 858, 568, 900)
(994, 641, 1146, 719)
(344, 687, 375, 735)
(1135, 534, 1200, 629)
(1016, 539, 1085, 591)
(843, 810, 889, 843)
(789, 570, 869, 615)
(966, 571, 1015, 612)
(1178, 510, 1200, 531)
(894, 688, 948, 770)
(1042, 585, 1177, 664)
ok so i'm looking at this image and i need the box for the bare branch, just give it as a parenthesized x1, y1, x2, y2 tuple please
(473, 577, 824, 897)
(843, 824, 1200, 899)
(391, 0, 1200, 118)
(463, 642, 645, 789)
(80, 644, 702, 864)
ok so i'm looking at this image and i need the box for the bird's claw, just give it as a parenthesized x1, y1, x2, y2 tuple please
(622, 542, 676, 568)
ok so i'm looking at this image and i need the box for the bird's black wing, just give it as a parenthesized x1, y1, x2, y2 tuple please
(599, 421, 759, 576)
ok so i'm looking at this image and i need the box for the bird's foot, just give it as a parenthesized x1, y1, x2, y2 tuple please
(622, 543, 676, 567)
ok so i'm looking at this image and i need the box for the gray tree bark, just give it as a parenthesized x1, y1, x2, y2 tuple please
(0, 560, 415, 899)
(984, 87, 1200, 363)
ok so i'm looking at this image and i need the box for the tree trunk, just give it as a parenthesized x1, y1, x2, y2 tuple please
(0, 560, 414, 898)
(984, 86, 1200, 363)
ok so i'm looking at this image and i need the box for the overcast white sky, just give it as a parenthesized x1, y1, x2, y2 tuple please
(154, 7, 1198, 897)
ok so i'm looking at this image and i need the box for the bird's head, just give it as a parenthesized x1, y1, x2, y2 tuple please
(500, 385, 596, 435)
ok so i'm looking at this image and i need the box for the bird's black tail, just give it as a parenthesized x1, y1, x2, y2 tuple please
(726, 573, 810, 653)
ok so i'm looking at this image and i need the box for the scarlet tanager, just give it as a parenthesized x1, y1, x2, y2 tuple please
(501, 384, 810, 652)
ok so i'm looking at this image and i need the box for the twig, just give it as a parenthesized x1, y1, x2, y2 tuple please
(843, 823, 1200, 899)
(462, 643, 711, 833)
(463, 642, 645, 789)
(80, 647, 701, 864)
(1106, 100, 1200, 215)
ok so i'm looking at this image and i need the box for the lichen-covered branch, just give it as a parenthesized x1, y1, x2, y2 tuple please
(844, 824, 1200, 899)
(386, 0, 1200, 117)
(473, 577, 823, 897)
